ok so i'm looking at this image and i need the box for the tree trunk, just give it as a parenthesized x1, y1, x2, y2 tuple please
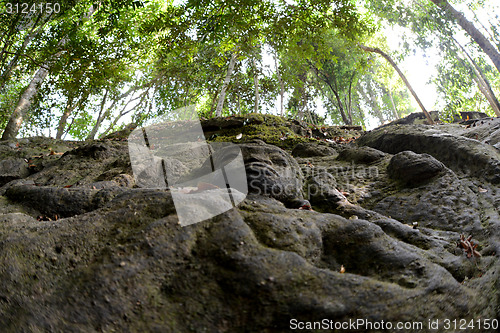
(215, 51, 238, 117)
(472, 72, 500, 117)
(316, 74, 349, 124)
(331, 74, 350, 125)
(252, 58, 260, 114)
(360, 83, 385, 124)
(56, 96, 75, 139)
(0, 14, 47, 92)
(468, 5, 496, 43)
(1, 65, 50, 140)
(332, 88, 349, 125)
(209, 91, 219, 117)
(359, 43, 434, 124)
(388, 88, 400, 120)
(347, 71, 356, 124)
(86, 89, 109, 140)
(57, 89, 91, 139)
(470, 63, 500, 116)
(274, 56, 284, 116)
(237, 93, 241, 115)
(429, 0, 500, 74)
(99, 88, 150, 138)
(453, 37, 500, 116)
(1, 5, 96, 140)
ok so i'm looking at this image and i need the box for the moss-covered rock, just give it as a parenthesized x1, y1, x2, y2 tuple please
(0, 114, 499, 332)
(202, 113, 364, 150)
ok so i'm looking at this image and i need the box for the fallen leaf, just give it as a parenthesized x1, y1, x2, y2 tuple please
(478, 186, 487, 193)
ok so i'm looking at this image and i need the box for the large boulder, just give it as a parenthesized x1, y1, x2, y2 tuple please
(0, 116, 499, 332)
(357, 124, 500, 184)
(0, 192, 494, 332)
(387, 151, 445, 185)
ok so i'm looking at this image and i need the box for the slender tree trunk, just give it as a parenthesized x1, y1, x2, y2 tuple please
(1, 5, 97, 140)
(306, 106, 314, 125)
(359, 83, 384, 124)
(471, 65, 500, 116)
(321, 77, 349, 124)
(453, 37, 500, 116)
(468, 6, 496, 43)
(215, 51, 238, 117)
(296, 95, 304, 121)
(209, 90, 219, 117)
(359, 43, 434, 124)
(471, 72, 500, 116)
(309, 61, 350, 124)
(332, 73, 351, 125)
(56, 96, 75, 139)
(429, 0, 500, 74)
(1, 65, 50, 140)
(347, 71, 356, 124)
(332, 89, 349, 125)
(86, 89, 109, 140)
(88, 85, 144, 139)
(252, 58, 260, 114)
(237, 93, 241, 115)
(388, 88, 400, 120)
(274, 56, 284, 116)
(57, 89, 91, 139)
(99, 89, 150, 138)
(0, 13, 47, 92)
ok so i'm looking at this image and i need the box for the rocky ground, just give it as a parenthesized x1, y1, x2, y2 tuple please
(0, 113, 498, 332)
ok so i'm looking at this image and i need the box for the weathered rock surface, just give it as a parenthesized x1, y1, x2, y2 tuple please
(337, 145, 386, 164)
(357, 124, 500, 184)
(0, 158, 29, 186)
(240, 140, 305, 207)
(0, 115, 499, 332)
(291, 142, 337, 158)
(387, 151, 445, 185)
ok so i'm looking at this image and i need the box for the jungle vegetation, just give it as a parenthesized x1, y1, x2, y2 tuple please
(0, 0, 499, 140)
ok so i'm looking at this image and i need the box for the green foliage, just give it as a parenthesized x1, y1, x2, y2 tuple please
(2, 0, 499, 139)
(363, 0, 500, 118)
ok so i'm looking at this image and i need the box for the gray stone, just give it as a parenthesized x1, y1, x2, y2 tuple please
(304, 170, 347, 210)
(357, 124, 500, 184)
(0, 158, 30, 186)
(0, 119, 499, 331)
(337, 146, 386, 164)
(239, 142, 304, 206)
(292, 142, 337, 158)
(387, 151, 445, 185)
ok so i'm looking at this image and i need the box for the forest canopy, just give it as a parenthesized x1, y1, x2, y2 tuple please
(0, 0, 499, 140)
